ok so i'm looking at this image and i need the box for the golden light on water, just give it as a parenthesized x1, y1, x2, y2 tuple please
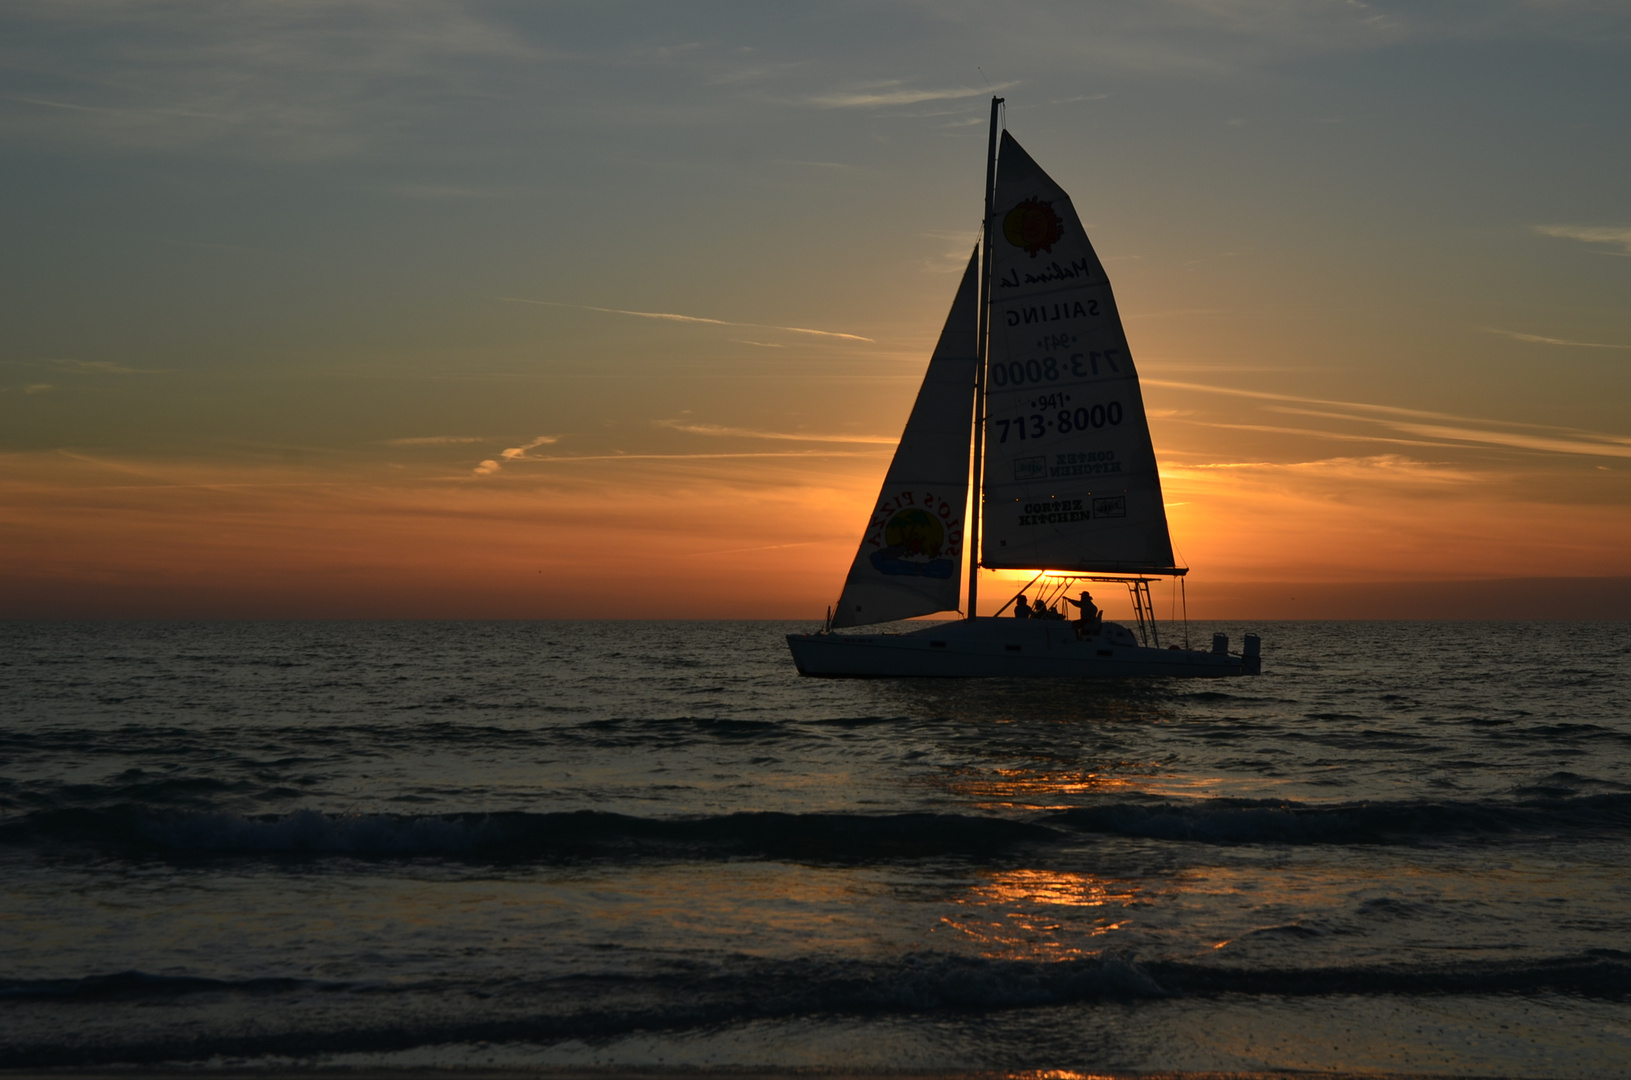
(943, 869, 1140, 960)
(941, 766, 1145, 812)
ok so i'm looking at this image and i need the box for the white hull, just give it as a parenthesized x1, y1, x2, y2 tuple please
(787, 618, 1257, 679)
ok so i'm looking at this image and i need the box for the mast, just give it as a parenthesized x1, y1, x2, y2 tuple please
(966, 95, 1002, 621)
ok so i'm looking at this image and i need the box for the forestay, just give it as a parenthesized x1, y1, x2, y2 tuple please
(832, 249, 980, 628)
(980, 132, 1179, 574)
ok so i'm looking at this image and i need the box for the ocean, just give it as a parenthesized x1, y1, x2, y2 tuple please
(2, 619, 1629, 1077)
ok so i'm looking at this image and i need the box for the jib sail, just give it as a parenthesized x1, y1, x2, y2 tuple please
(832, 249, 980, 628)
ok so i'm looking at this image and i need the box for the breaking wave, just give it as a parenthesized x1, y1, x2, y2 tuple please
(5, 950, 1629, 1066)
(0, 806, 1052, 862)
(10, 950, 1627, 1006)
(6, 791, 1630, 864)
(1049, 791, 1631, 845)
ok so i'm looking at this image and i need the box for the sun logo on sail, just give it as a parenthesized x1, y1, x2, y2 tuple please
(1003, 198, 1065, 257)
(868, 507, 956, 579)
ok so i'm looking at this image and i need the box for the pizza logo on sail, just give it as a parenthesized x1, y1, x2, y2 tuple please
(1003, 198, 1064, 257)
(868, 506, 957, 579)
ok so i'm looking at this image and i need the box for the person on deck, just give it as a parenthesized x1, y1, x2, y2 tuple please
(1067, 591, 1101, 637)
(1013, 595, 1033, 619)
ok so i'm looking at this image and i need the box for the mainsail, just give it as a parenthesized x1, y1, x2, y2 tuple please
(832, 249, 980, 628)
(979, 132, 1180, 574)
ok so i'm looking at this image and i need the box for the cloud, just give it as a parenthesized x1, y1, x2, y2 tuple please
(1483, 327, 1631, 351)
(807, 81, 1018, 108)
(162, 239, 263, 254)
(709, 60, 813, 87)
(1175, 454, 1475, 486)
(500, 436, 556, 460)
(472, 435, 558, 476)
(1155, 449, 1631, 584)
(481, 450, 881, 466)
(1534, 224, 1631, 255)
(771, 160, 853, 170)
(497, 298, 873, 342)
(659, 420, 895, 444)
(1385, 422, 1631, 460)
(1, 2, 541, 159)
(16, 95, 230, 121)
(383, 435, 490, 446)
(1170, 417, 1449, 451)
(1147, 379, 1631, 460)
(681, 540, 824, 558)
(387, 184, 519, 201)
(23, 383, 53, 394)
(49, 358, 165, 374)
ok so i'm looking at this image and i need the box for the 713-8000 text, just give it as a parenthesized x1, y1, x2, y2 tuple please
(993, 401, 1123, 443)
(989, 350, 1123, 388)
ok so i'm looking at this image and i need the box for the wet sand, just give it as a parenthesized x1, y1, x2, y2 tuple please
(0, 1071, 1512, 1080)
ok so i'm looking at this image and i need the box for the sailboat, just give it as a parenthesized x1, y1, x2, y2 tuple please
(787, 99, 1261, 678)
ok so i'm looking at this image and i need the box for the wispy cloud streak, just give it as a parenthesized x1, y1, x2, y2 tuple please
(1147, 379, 1631, 460)
(681, 540, 825, 558)
(1388, 423, 1631, 459)
(1534, 224, 1631, 255)
(498, 298, 872, 342)
(659, 420, 895, 444)
(498, 451, 880, 464)
(48, 358, 168, 375)
(1483, 327, 1631, 350)
(809, 81, 1018, 108)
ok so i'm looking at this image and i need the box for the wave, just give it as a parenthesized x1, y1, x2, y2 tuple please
(5, 950, 1628, 1066)
(1049, 791, 1631, 844)
(6, 791, 1628, 863)
(0, 806, 1053, 862)
(8, 949, 1627, 1007)
(0, 970, 324, 1001)
(1143, 949, 1631, 999)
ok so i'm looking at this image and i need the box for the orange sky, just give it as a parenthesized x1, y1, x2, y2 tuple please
(3, 4, 1629, 619)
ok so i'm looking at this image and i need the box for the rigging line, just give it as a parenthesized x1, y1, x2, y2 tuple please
(990, 570, 1046, 618)
(967, 93, 1003, 620)
(1181, 577, 1189, 650)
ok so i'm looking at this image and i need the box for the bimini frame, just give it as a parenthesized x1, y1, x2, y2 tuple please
(992, 573, 1175, 649)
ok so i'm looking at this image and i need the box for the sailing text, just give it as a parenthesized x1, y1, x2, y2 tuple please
(1016, 500, 1089, 527)
(998, 257, 1095, 289)
(1050, 451, 1121, 478)
(1013, 493, 1127, 527)
(1002, 298, 1100, 325)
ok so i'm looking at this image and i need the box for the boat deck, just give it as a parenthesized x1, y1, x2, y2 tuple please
(788, 617, 1256, 678)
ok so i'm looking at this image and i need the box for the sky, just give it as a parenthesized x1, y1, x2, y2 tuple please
(2, 0, 1629, 619)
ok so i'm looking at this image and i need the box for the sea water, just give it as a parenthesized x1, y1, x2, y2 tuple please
(2, 620, 1629, 1076)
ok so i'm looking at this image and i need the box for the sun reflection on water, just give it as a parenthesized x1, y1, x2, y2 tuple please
(940, 765, 1147, 811)
(944, 868, 1141, 960)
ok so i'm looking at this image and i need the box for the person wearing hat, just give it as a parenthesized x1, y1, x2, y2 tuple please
(1067, 590, 1101, 638)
